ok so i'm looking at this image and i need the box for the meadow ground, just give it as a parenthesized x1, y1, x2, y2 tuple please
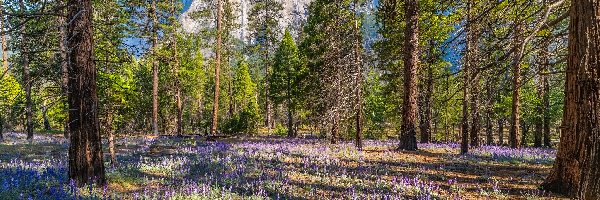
(0, 133, 566, 199)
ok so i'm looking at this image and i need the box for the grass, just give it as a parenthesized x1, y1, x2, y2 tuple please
(0, 132, 567, 199)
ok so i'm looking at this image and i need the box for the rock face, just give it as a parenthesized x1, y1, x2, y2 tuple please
(180, 0, 312, 40)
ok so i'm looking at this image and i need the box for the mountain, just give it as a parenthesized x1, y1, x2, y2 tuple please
(179, 0, 311, 41)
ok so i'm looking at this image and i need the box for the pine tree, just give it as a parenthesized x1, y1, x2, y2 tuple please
(67, 0, 106, 186)
(542, 0, 600, 198)
(248, 0, 283, 132)
(270, 30, 305, 138)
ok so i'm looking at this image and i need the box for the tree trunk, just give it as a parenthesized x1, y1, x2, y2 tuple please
(398, 0, 419, 151)
(331, 112, 339, 144)
(150, 0, 159, 136)
(461, 78, 469, 154)
(171, 3, 183, 136)
(58, 12, 70, 139)
(1, 1, 7, 72)
(543, 1, 600, 198)
(19, 0, 33, 140)
(354, 5, 363, 150)
(521, 122, 529, 147)
(467, 1, 480, 148)
(265, 54, 272, 133)
(67, 0, 106, 186)
(541, 41, 551, 148)
(0, 117, 4, 141)
(419, 44, 433, 144)
(485, 82, 494, 145)
(211, 0, 222, 135)
(534, 122, 542, 147)
(43, 104, 50, 131)
(498, 118, 504, 145)
(509, 23, 523, 149)
(197, 96, 204, 134)
(106, 110, 117, 166)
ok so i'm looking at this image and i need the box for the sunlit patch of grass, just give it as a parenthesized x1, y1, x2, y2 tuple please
(107, 171, 144, 193)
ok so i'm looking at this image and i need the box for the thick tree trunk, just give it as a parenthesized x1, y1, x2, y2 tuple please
(67, 0, 106, 186)
(151, 0, 159, 135)
(211, 0, 222, 135)
(509, 23, 523, 149)
(468, 6, 480, 148)
(543, 1, 600, 198)
(398, 0, 419, 151)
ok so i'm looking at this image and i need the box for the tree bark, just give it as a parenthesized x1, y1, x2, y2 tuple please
(541, 41, 552, 148)
(419, 42, 434, 144)
(509, 23, 523, 149)
(211, 0, 222, 135)
(1, 1, 7, 71)
(543, 1, 600, 198)
(467, 1, 480, 148)
(485, 81, 494, 145)
(398, 0, 419, 151)
(67, 0, 106, 186)
(354, 3, 363, 150)
(19, 0, 33, 140)
(150, 0, 160, 135)
(106, 110, 117, 166)
(498, 118, 504, 145)
(171, 2, 183, 136)
(58, 11, 70, 139)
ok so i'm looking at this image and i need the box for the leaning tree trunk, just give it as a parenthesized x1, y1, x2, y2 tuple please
(543, 1, 600, 198)
(398, 0, 419, 151)
(67, 0, 106, 186)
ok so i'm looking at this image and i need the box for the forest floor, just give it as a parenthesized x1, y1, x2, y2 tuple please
(0, 132, 568, 199)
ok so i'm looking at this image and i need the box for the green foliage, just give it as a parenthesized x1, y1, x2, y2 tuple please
(270, 30, 308, 132)
(363, 72, 393, 139)
(0, 73, 22, 130)
(223, 60, 261, 135)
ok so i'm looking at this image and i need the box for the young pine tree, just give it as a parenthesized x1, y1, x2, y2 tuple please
(270, 30, 305, 138)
